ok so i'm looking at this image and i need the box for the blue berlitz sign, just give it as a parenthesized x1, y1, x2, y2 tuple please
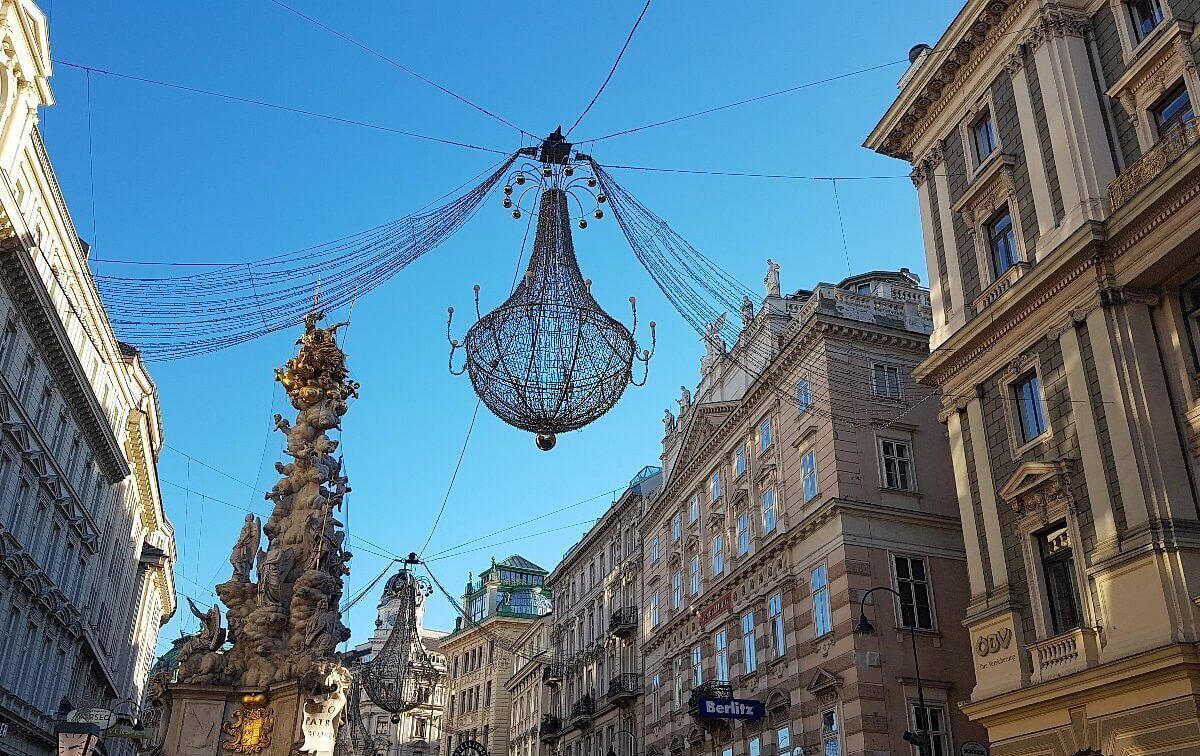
(697, 698, 766, 720)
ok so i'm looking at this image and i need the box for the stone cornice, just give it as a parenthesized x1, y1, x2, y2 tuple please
(0, 231, 128, 481)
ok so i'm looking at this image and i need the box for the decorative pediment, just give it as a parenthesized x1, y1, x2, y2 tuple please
(998, 459, 1073, 520)
(805, 667, 843, 696)
(706, 513, 725, 532)
(672, 401, 738, 474)
(953, 153, 1018, 226)
(684, 533, 700, 552)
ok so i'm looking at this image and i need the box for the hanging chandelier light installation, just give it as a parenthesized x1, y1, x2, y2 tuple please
(448, 129, 655, 451)
(358, 566, 441, 720)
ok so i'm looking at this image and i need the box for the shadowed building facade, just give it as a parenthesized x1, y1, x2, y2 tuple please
(869, 0, 1200, 753)
(640, 268, 983, 756)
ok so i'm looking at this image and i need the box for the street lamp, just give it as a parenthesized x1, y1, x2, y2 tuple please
(854, 586, 930, 756)
(606, 728, 637, 756)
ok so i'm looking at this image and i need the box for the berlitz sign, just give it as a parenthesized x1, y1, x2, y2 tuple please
(697, 698, 765, 720)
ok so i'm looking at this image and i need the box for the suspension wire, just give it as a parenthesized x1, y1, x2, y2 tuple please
(565, 0, 653, 137)
(84, 69, 98, 247)
(415, 400, 480, 559)
(265, 0, 535, 138)
(56, 60, 510, 155)
(831, 178, 852, 275)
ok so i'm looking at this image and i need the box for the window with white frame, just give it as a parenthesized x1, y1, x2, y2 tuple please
(762, 487, 777, 533)
(776, 726, 791, 756)
(672, 571, 683, 609)
(710, 470, 721, 501)
(748, 736, 761, 756)
(802, 450, 819, 501)
(760, 418, 773, 450)
(737, 513, 750, 556)
(689, 495, 700, 523)
(768, 593, 785, 658)
(712, 535, 724, 576)
(672, 513, 682, 541)
(650, 592, 660, 627)
(672, 657, 683, 709)
(691, 644, 703, 686)
(797, 376, 812, 411)
(651, 536, 660, 562)
(986, 208, 1018, 276)
(652, 673, 661, 719)
(715, 629, 729, 682)
(871, 363, 903, 399)
(909, 703, 949, 756)
(821, 706, 841, 756)
(812, 563, 832, 636)
(970, 109, 997, 166)
(689, 556, 701, 595)
(894, 555, 934, 630)
(879, 438, 916, 492)
(741, 612, 757, 674)
(1129, 0, 1165, 42)
(735, 445, 747, 477)
(721, 748, 733, 756)
(1011, 370, 1048, 445)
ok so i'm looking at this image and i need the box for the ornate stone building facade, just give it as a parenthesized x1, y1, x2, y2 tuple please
(0, 1, 177, 754)
(869, 0, 1200, 753)
(642, 268, 983, 756)
(504, 617, 549, 756)
(355, 568, 449, 756)
(442, 557, 552, 756)
(540, 467, 655, 756)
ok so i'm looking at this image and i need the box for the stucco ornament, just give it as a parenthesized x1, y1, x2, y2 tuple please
(177, 312, 357, 690)
(221, 695, 275, 754)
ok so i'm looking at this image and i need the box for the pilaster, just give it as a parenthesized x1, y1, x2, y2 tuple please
(965, 396, 1009, 589)
(913, 154, 948, 345)
(1006, 50, 1056, 237)
(944, 406, 988, 596)
(931, 149, 968, 335)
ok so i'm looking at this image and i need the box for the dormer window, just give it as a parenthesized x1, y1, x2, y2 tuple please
(1153, 82, 1194, 139)
(1129, 0, 1165, 42)
(855, 282, 872, 295)
(971, 110, 997, 165)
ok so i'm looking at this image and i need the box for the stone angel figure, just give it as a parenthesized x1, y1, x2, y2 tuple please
(663, 408, 676, 435)
(741, 295, 755, 326)
(704, 313, 728, 356)
(230, 514, 261, 583)
(765, 259, 781, 298)
(678, 385, 692, 413)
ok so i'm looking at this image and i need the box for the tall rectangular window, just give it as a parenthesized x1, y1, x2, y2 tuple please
(797, 377, 812, 411)
(760, 418, 773, 450)
(672, 657, 683, 709)
(880, 439, 915, 491)
(691, 644, 703, 686)
(710, 470, 721, 501)
(802, 450, 819, 501)
(652, 674, 661, 719)
(776, 727, 791, 756)
(1130, 0, 1165, 42)
(690, 556, 701, 595)
(715, 629, 729, 682)
(650, 592, 660, 627)
(741, 612, 757, 674)
(987, 209, 1018, 276)
(712, 535, 724, 576)
(689, 495, 700, 523)
(737, 513, 751, 556)
(910, 703, 949, 756)
(735, 445, 747, 477)
(762, 487, 776, 533)
(672, 513, 682, 541)
(821, 707, 841, 756)
(1012, 371, 1048, 444)
(1153, 81, 1194, 138)
(812, 563, 832, 636)
(971, 110, 997, 164)
(651, 536, 660, 562)
(748, 737, 761, 756)
(872, 363, 902, 398)
(672, 571, 683, 609)
(894, 555, 934, 630)
(1040, 524, 1083, 635)
(768, 593, 785, 657)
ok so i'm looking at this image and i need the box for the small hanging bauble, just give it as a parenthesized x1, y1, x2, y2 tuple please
(536, 433, 557, 451)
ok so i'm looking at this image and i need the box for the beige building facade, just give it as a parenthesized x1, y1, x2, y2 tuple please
(540, 468, 655, 756)
(442, 556, 552, 756)
(0, 2, 176, 755)
(641, 268, 983, 756)
(505, 617, 549, 756)
(869, 0, 1200, 753)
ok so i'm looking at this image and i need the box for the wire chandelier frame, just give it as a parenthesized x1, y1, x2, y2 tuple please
(447, 131, 654, 450)
(358, 568, 441, 719)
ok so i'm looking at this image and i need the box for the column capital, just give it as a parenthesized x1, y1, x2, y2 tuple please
(1024, 5, 1092, 55)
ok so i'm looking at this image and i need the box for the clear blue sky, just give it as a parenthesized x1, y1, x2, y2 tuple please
(41, 1, 962, 652)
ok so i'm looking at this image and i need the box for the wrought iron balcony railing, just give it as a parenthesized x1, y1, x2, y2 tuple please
(542, 662, 565, 686)
(606, 672, 641, 703)
(539, 714, 562, 742)
(1109, 116, 1200, 211)
(687, 681, 733, 712)
(568, 694, 596, 727)
(609, 606, 638, 637)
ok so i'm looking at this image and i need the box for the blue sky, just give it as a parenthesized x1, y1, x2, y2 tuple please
(41, 1, 962, 651)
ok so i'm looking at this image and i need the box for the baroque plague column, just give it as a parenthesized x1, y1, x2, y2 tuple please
(145, 312, 358, 756)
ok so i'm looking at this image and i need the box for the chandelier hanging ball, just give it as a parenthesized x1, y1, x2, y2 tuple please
(447, 128, 655, 449)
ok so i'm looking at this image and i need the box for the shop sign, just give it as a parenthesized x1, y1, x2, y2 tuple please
(699, 592, 732, 625)
(696, 698, 765, 720)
